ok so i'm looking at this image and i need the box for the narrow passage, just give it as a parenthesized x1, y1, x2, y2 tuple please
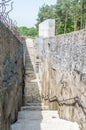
(11, 39, 80, 130)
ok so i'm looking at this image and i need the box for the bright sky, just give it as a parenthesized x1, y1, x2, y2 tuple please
(9, 0, 57, 27)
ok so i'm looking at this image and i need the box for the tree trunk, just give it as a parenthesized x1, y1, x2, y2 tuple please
(74, 14, 77, 31)
(64, 13, 67, 33)
(81, 0, 86, 29)
(81, 0, 85, 29)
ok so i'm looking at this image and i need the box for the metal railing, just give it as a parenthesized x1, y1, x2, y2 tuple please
(42, 95, 86, 115)
(0, 0, 22, 42)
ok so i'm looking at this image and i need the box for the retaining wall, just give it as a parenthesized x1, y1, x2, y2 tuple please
(0, 21, 24, 130)
(35, 29, 86, 130)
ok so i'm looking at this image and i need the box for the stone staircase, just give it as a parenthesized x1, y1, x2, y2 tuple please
(11, 104, 80, 130)
(11, 39, 80, 130)
(21, 103, 49, 111)
(23, 39, 42, 105)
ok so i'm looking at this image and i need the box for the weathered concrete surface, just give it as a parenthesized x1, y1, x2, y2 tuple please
(39, 19, 55, 38)
(11, 109, 80, 130)
(11, 38, 80, 130)
(23, 39, 41, 104)
(0, 21, 23, 130)
(35, 29, 86, 130)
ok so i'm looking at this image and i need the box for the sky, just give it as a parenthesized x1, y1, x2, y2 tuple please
(9, 0, 57, 27)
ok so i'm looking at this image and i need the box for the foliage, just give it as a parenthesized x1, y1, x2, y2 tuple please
(17, 26, 38, 38)
(36, 0, 86, 34)
(35, 4, 56, 28)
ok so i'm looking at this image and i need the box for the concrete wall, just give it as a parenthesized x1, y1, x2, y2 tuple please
(0, 21, 24, 130)
(39, 19, 55, 38)
(35, 29, 86, 130)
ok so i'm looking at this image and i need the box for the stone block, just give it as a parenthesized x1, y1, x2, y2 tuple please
(39, 19, 55, 38)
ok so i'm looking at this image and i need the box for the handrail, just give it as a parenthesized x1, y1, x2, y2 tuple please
(42, 95, 86, 115)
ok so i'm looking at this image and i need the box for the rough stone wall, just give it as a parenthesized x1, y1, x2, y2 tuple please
(35, 29, 86, 130)
(0, 21, 23, 130)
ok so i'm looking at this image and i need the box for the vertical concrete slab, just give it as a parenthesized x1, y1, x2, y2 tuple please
(39, 19, 55, 38)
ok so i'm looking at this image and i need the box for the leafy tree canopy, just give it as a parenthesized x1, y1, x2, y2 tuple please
(36, 0, 86, 34)
(17, 26, 38, 39)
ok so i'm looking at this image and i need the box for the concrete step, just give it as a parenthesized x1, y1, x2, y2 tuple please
(21, 105, 49, 111)
(26, 103, 45, 106)
(18, 110, 59, 120)
(11, 110, 80, 130)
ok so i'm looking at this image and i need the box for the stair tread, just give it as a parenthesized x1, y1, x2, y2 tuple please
(24, 102, 44, 106)
(21, 105, 49, 111)
(11, 110, 79, 130)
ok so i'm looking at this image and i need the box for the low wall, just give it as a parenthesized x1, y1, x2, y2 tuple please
(0, 21, 24, 130)
(35, 29, 86, 130)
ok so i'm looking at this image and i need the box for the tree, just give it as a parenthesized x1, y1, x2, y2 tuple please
(17, 27, 38, 38)
(80, 0, 86, 29)
(17, 26, 29, 36)
(36, 4, 56, 29)
(70, 0, 81, 31)
(56, 0, 71, 33)
(36, 0, 86, 34)
(28, 27, 38, 37)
